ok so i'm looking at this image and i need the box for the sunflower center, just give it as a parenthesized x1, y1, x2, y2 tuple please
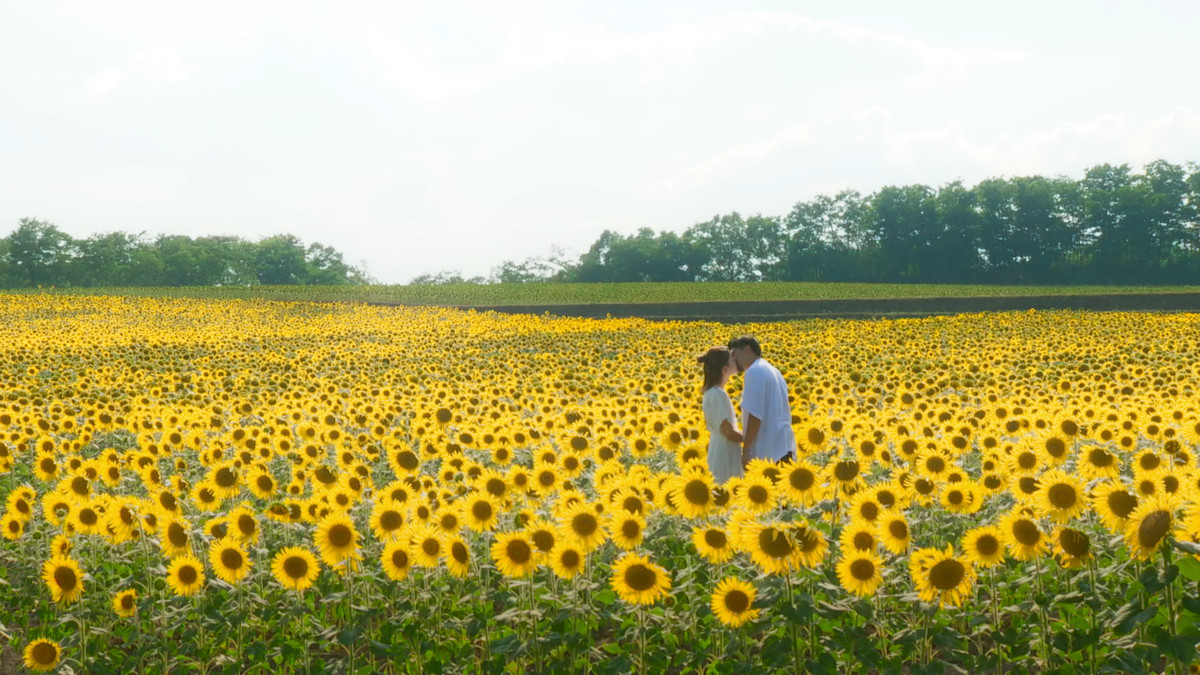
(860, 502, 879, 520)
(284, 556, 309, 579)
(531, 529, 555, 552)
(1088, 448, 1113, 467)
(1059, 529, 1090, 557)
(925, 456, 945, 473)
(683, 480, 710, 507)
(329, 524, 352, 548)
(391, 549, 409, 569)
(621, 520, 641, 539)
(625, 563, 658, 591)
(380, 511, 402, 531)
(748, 485, 769, 504)
(704, 529, 727, 549)
(929, 559, 965, 590)
(852, 532, 874, 551)
(849, 558, 876, 581)
(397, 451, 419, 471)
(168, 523, 188, 547)
(571, 513, 598, 538)
(451, 541, 469, 563)
(121, 594, 134, 609)
(238, 515, 256, 536)
(888, 520, 908, 540)
(1012, 519, 1041, 546)
(485, 478, 506, 497)
(54, 566, 77, 591)
(177, 565, 197, 585)
(1017, 452, 1037, 469)
(1047, 484, 1077, 509)
(833, 460, 859, 482)
(947, 490, 964, 505)
(1107, 491, 1138, 519)
(1140, 454, 1161, 471)
(506, 539, 533, 564)
(1045, 438, 1067, 458)
(257, 476, 273, 491)
(79, 509, 98, 526)
(758, 527, 794, 559)
(975, 534, 999, 556)
(31, 641, 58, 665)
(789, 468, 815, 491)
(215, 467, 237, 487)
(1137, 510, 1171, 550)
(723, 589, 750, 613)
(422, 538, 440, 556)
(560, 549, 581, 568)
(221, 548, 244, 570)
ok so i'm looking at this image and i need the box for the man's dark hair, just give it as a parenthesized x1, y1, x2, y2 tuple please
(727, 335, 761, 357)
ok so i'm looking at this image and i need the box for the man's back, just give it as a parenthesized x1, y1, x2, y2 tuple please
(741, 358, 796, 461)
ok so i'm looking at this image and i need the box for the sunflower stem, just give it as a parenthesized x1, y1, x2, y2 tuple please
(989, 565, 1004, 675)
(1161, 545, 1181, 675)
(637, 604, 647, 675)
(783, 569, 802, 675)
(1033, 555, 1048, 667)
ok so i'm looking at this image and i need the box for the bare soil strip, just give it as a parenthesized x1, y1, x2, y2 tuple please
(404, 292, 1200, 322)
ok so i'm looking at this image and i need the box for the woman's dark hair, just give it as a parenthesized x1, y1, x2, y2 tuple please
(697, 346, 731, 392)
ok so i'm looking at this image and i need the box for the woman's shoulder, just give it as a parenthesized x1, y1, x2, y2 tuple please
(703, 387, 730, 401)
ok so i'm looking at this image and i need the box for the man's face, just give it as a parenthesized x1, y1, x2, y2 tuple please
(730, 346, 752, 372)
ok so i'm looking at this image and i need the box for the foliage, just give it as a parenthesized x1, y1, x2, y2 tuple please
(1, 296, 1200, 673)
(0, 220, 369, 288)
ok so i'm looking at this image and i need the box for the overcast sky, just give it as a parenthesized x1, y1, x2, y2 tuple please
(3, 0, 1198, 283)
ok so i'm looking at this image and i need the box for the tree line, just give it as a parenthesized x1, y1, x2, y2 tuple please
(0, 219, 369, 288)
(488, 159, 1200, 285)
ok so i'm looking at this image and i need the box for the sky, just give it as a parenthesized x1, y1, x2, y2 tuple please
(2, 0, 1199, 283)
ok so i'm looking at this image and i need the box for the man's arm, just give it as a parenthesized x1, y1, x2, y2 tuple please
(741, 414, 761, 467)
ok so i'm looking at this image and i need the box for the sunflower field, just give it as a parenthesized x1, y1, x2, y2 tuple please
(1, 294, 1199, 674)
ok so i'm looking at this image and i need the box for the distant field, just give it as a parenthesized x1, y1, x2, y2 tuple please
(15, 282, 1200, 306)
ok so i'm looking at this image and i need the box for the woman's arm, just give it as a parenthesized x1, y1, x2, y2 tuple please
(719, 419, 743, 443)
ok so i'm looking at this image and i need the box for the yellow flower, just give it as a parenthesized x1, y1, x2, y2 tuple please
(610, 552, 671, 605)
(272, 546, 320, 591)
(113, 588, 138, 618)
(549, 543, 586, 580)
(910, 546, 976, 607)
(381, 541, 412, 581)
(836, 551, 883, 597)
(710, 577, 760, 626)
(23, 638, 62, 672)
(209, 538, 253, 585)
(42, 557, 84, 604)
(691, 525, 735, 564)
(314, 513, 359, 568)
(491, 531, 538, 578)
(166, 554, 206, 597)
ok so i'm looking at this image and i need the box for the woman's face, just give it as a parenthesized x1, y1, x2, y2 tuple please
(721, 358, 738, 381)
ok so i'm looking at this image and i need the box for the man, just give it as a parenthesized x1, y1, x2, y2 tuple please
(728, 335, 796, 466)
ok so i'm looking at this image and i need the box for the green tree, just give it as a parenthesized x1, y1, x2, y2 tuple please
(254, 235, 309, 285)
(5, 218, 75, 287)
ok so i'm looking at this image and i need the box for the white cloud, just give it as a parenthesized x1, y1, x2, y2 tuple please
(84, 67, 125, 96)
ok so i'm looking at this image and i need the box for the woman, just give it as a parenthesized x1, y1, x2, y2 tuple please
(698, 346, 744, 484)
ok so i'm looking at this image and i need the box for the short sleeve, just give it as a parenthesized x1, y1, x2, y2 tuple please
(741, 366, 766, 420)
(702, 389, 732, 433)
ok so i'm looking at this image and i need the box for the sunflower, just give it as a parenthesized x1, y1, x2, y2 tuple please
(939, 481, 981, 515)
(610, 552, 671, 605)
(734, 475, 777, 515)
(558, 501, 607, 552)
(314, 513, 359, 568)
(544, 542, 583, 579)
(272, 546, 320, 591)
(1034, 433, 1072, 468)
(836, 551, 884, 597)
(445, 535, 471, 578)
(877, 512, 911, 555)
(409, 523, 445, 568)
(1, 513, 23, 541)
(1037, 470, 1088, 523)
(23, 638, 61, 672)
(840, 520, 879, 553)
(531, 462, 561, 497)
(671, 474, 715, 519)
(1124, 493, 1179, 559)
(1091, 482, 1139, 534)
(1051, 527, 1093, 569)
(209, 538, 253, 585)
(692, 525, 735, 564)
(42, 557, 84, 604)
(710, 577, 760, 627)
(999, 509, 1048, 561)
(742, 521, 798, 574)
(1077, 445, 1121, 482)
(780, 460, 825, 507)
(113, 588, 137, 618)
(369, 500, 407, 541)
(158, 516, 193, 558)
(381, 541, 412, 581)
(227, 504, 260, 544)
(462, 494, 500, 532)
(608, 512, 645, 550)
(491, 531, 538, 577)
(166, 554, 206, 597)
(961, 525, 1006, 568)
(793, 521, 829, 569)
(848, 493, 884, 523)
(910, 546, 976, 607)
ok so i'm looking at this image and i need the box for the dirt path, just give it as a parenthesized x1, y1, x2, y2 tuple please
(399, 292, 1200, 322)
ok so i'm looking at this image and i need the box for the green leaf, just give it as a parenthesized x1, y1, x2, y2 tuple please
(593, 589, 616, 605)
(1176, 556, 1200, 582)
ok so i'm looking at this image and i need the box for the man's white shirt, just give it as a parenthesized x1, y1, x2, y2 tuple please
(740, 358, 796, 462)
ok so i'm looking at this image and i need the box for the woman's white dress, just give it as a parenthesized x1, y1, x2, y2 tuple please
(702, 387, 743, 484)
